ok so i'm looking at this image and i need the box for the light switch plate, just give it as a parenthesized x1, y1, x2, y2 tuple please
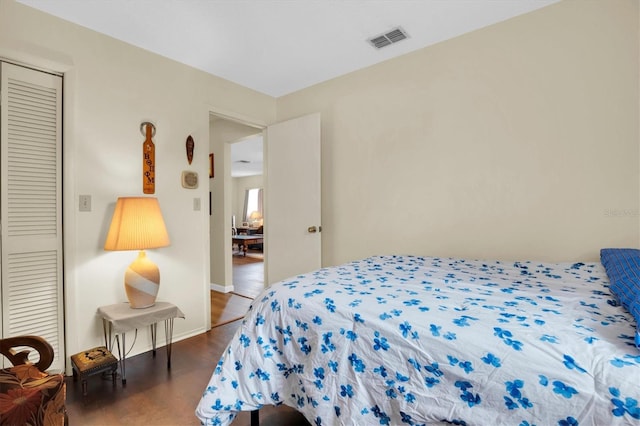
(79, 195, 91, 212)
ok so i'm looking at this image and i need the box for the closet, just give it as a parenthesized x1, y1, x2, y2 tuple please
(0, 62, 64, 371)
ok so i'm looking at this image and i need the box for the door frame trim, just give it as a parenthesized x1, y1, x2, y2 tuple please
(207, 107, 266, 330)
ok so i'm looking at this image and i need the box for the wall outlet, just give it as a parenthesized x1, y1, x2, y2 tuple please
(79, 195, 91, 212)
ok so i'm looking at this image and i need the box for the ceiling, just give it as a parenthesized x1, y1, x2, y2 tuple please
(17, 0, 559, 98)
(231, 135, 263, 178)
(16, 0, 560, 178)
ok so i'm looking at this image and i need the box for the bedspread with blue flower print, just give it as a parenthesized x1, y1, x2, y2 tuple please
(196, 255, 640, 425)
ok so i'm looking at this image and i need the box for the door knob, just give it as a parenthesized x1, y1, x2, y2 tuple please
(308, 226, 317, 233)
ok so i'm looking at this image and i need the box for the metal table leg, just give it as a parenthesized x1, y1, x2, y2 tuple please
(150, 322, 157, 357)
(102, 318, 110, 350)
(102, 319, 125, 385)
(164, 318, 175, 369)
(116, 332, 127, 385)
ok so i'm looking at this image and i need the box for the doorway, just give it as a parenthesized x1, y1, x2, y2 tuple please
(230, 135, 264, 299)
(208, 111, 322, 328)
(209, 113, 264, 327)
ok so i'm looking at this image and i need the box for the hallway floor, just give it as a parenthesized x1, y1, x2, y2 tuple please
(210, 251, 264, 327)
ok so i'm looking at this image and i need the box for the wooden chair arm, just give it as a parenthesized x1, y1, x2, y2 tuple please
(0, 335, 54, 371)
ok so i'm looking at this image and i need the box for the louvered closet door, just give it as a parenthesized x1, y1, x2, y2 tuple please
(0, 62, 64, 371)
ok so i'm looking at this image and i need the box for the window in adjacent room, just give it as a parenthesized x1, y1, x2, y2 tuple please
(243, 187, 263, 225)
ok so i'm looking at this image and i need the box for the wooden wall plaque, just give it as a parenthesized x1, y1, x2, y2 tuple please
(142, 122, 155, 194)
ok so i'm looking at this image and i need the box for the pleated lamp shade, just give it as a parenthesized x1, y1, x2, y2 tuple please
(104, 197, 170, 308)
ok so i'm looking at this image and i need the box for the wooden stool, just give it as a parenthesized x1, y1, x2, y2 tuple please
(70, 346, 118, 396)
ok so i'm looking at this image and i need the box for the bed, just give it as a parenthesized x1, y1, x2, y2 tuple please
(196, 253, 640, 425)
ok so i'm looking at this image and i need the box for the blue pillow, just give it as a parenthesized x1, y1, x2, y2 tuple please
(600, 248, 640, 310)
(600, 248, 640, 349)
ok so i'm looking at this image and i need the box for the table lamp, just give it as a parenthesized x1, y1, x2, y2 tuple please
(249, 210, 262, 227)
(104, 197, 170, 308)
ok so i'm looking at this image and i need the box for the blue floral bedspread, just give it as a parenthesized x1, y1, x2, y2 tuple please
(196, 256, 640, 425)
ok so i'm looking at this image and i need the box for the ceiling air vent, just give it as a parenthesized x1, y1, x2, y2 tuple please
(368, 27, 409, 49)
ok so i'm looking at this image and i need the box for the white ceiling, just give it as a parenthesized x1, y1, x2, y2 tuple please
(231, 135, 263, 178)
(17, 0, 559, 98)
(17, 0, 560, 178)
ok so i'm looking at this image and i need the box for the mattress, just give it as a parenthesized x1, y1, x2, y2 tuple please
(196, 255, 640, 425)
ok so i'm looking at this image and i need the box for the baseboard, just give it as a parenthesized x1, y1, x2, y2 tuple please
(210, 283, 234, 293)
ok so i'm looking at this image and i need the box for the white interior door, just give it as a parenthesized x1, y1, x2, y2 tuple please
(265, 113, 321, 284)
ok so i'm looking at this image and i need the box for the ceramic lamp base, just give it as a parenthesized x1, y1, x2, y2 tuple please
(124, 250, 160, 309)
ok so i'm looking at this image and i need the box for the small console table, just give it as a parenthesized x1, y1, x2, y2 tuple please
(96, 302, 185, 385)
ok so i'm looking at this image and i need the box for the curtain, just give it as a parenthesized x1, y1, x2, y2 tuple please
(243, 190, 249, 223)
(257, 188, 264, 217)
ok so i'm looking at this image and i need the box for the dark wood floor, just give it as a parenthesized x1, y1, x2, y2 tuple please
(64, 253, 307, 425)
(210, 253, 265, 328)
(65, 320, 310, 425)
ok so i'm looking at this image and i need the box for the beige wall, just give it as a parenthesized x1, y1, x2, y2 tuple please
(0, 0, 276, 362)
(277, 0, 639, 265)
